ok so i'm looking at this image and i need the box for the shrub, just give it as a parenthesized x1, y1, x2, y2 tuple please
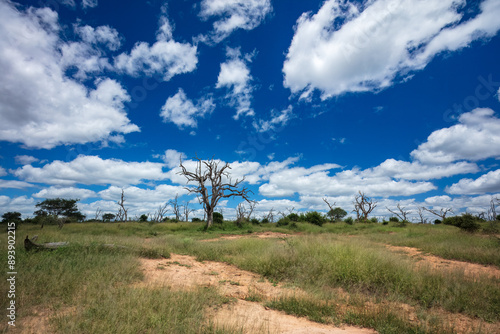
(344, 217, 354, 225)
(370, 217, 378, 223)
(327, 207, 347, 222)
(277, 217, 290, 227)
(261, 218, 270, 224)
(139, 214, 148, 222)
(213, 212, 223, 224)
(250, 218, 260, 225)
(287, 213, 299, 222)
(382, 221, 389, 225)
(389, 217, 399, 222)
(191, 217, 202, 222)
(443, 213, 481, 233)
(434, 219, 442, 225)
(305, 211, 326, 227)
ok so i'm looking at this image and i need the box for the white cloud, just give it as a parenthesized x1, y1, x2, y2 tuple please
(283, 0, 500, 98)
(199, 0, 272, 43)
(98, 184, 188, 204)
(216, 48, 254, 119)
(74, 24, 121, 51)
(114, 12, 197, 81)
(13, 155, 168, 186)
(33, 186, 97, 199)
(0, 2, 139, 149)
(160, 89, 214, 129)
(370, 159, 479, 180)
(162, 149, 187, 168)
(0, 196, 37, 218)
(15, 155, 39, 165)
(446, 169, 500, 195)
(0, 167, 6, 177)
(259, 163, 435, 198)
(411, 108, 500, 164)
(253, 106, 294, 132)
(0, 180, 34, 189)
(82, 0, 98, 9)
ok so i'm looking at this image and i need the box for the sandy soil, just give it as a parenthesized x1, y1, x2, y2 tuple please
(201, 231, 293, 242)
(137, 253, 376, 334)
(385, 245, 500, 280)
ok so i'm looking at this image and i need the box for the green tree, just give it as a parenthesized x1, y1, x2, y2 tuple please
(2, 212, 22, 229)
(139, 214, 148, 222)
(328, 207, 347, 222)
(34, 198, 85, 228)
(102, 213, 116, 222)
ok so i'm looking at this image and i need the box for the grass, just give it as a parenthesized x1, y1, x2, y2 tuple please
(1, 221, 499, 333)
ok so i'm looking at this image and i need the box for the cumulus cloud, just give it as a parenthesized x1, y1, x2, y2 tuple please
(98, 184, 188, 204)
(13, 155, 168, 186)
(0, 196, 36, 217)
(162, 149, 187, 169)
(259, 163, 435, 198)
(0, 2, 139, 149)
(114, 12, 197, 81)
(253, 106, 294, 132)
(283, 0, 500, 98)
(15, 155, 39, 165)
(216, 48, 255, 119)
(199, 0, 272, 43)
(33, 186, 97, 199)
(446, 169, 500, 195)
(160, 89, 215, 129)
(411, 108, 500, 164)
(370, 159, 479, 180)
(74, 24, 121, 51)
(0, 180, 34, 189)
(82, 0, 98, 9)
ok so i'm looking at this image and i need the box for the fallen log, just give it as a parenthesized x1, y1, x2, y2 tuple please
(24, 235, 69, 251)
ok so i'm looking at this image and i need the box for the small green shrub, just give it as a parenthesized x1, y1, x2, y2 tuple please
(287, 213, 299, 222)
(277, 217, 290, 226)
(191, 217, 202, 222)
(305, 211, 326, 227)
(344, 217, 354, 225)
(370, 217, 378, 223)
(250, 218, 260, 225)
(213, 212, 223, 224)
(261, 218, 270, 224)
(443, 213, 480, 233)
(434, 219, 442, 225)
(389, 217, 399, 222)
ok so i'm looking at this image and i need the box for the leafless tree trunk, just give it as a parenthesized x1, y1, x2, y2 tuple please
(422, 207, 453, 221)
(179, 156, 251, 229)
(183, 200, 194, 222)
(386, 203, 411, 222)
(236, 202, 247, 225)
(353, 191, 377, 222)
(323, 198, 336, 221)
(264, 208, 275, 223)
(169, 194, 182, 221)
(116, 189, 128, 222)
(417, 207, 428, 224)
(152, 203, 169, 222)
(94, 208, 102, 221)
(487, 197, 498, 221)
(246, 201, 257, 220)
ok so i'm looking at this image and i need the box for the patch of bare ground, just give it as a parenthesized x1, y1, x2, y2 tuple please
(385, 245, 500, 280)
(201, 231, 293, 242)
(4, 306, 76, 334)
(138, 254, 376, 334)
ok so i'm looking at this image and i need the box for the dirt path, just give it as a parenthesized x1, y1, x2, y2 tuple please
(137, 254, 376, 334)
(385, 245, 500, 279)
(201, 231, 293, 242)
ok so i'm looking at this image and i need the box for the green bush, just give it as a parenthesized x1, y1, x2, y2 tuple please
(305, 211, 326, 227)
(261, 218, 270, 224)
(250, 218, 260, 225)
(443, 213, 480, 233)
(277, 217, 290, 227)
(434, 219, 442, 225)
(191, 217, 202, 222)
(287, 213, 299, 222)
(344, 217, 354, 225)
(389, 217, 399, 222)
(370, 217, 378, 223)
(213, 212, 223, 224)
(382, 221, 389, 225)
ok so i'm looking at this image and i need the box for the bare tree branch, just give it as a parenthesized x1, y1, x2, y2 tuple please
(422, 207, 453, 221)
(178, 155, 252, 229)
(386, 203, 411, 222)
(353, 191, 377, 222)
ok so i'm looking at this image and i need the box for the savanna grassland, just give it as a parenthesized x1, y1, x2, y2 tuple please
(1, 221, 499, 334)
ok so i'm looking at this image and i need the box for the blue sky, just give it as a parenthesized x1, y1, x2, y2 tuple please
(1, 0, 500, 221)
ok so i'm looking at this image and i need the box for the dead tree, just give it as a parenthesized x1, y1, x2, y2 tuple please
(116, 189, 128, 222)
(487, 197, 498, 221)
(246, 201, 257, 220)
(236, 202, 248, 225)
(386, 204, 411, 222)
(417, 207, 429, 224)
(422, 207, 453, 221)
(152, 203, 169, 222)
(94, 208, 102, 221)
(353, 191, 378, 222)
(179, 156, 251, 229)
(183, 200, 194, 222)
(323, 198, 336, 222)
(169, 194, 182, 221)
(264, 208, 275, 223)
